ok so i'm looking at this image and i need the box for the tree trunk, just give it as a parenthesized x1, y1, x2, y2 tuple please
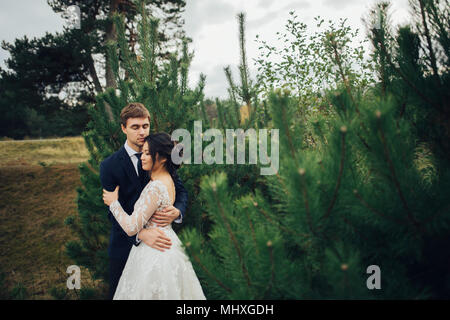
(104, 0, 120, 121)
(105, 0, 119, 89)
(87, 54, 103, 93)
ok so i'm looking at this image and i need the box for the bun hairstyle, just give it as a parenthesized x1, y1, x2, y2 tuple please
(145, 132, 183, 180)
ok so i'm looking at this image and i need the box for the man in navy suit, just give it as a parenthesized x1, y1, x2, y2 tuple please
(100, 102, 188, 299)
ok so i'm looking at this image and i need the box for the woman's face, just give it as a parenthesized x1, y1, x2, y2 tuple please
(141, 141, 164, 172)
(141, 141, 153, 171)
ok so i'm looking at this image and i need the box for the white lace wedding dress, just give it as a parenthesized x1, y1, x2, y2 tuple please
(109, 179, 206, 300)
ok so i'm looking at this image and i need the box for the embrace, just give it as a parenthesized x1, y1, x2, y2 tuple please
(101, 102, 206, 300)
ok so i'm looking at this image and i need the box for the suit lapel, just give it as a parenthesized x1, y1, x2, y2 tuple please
(118, 146, 141, 190)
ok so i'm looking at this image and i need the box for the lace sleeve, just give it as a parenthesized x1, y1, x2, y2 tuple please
(109, 181, 165, 236)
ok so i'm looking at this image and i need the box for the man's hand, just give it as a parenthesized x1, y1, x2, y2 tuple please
(138, 228, 172, 252)
(150, 206, 180, 227)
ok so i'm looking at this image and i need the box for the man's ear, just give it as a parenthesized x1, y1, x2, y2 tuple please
(121, 123, 127, 135)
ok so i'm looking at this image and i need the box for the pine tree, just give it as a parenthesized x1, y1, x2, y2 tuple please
(63, 0, 204, 298)
(218, 13, 260, 130)
(367, 0, 450, 161)
(180, 0, 450, 299)
(48, 0, 187, 91)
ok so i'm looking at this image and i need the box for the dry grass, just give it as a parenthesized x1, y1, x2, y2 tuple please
(0, 136, 89, 167)
(0, 137, 101, 299)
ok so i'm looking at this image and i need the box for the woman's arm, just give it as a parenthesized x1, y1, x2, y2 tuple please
(103, 182, 164, 236)
(100, 160, 142, 246)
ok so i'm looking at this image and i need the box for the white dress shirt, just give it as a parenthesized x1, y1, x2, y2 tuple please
(124, 140, 141, 176)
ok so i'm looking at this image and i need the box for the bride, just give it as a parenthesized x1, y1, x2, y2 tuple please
(102, 132, 206, 300)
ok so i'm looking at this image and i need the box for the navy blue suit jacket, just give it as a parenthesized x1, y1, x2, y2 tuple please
(100, 145, 188, 260)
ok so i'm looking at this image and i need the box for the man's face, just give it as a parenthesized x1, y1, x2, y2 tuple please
(121, 117, 150, 151)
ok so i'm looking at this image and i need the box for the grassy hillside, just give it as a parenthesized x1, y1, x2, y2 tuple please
(0, 137, 101, 299)
(0, 136, 89, 167)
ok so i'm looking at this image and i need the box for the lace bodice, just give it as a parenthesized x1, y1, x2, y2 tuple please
(109, 180, 173, 236)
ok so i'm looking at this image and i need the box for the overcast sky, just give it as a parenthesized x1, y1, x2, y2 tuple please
(0, 0, 411, 99)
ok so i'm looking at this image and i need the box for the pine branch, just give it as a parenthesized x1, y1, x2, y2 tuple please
(152, 107, 159, 131)
(224, 66, 237, 101)
(357, 132, 372, 151)
(258, 140, 290, 194)
(339, 214, 371, 242)
(185, 243, 233, 293)
(261, 241, 275, 299)
(215, 99, 227, 129)
(237, 13, 252, 118)
(422, 203, 450, 226)
(224, 66, 241, 127)
(352, 189, 411, 227)
(321, 126, 347, 221)
(426, 1, 450, 63)
(328, 35, 359, 114)
(417, 0, 441, 84)
(375, 29, 442, 112)
(376, 112, 422, 233)
(212, 186, 252, 288)
(333, 90, 371, 153)
(253, 202, 308, 239)
(298, 169, 316, 235)
(199, 100, 210, 127)
(113, 13, 142, 83)
(243, 206, 259, 256)
(280, 98, 297, 161)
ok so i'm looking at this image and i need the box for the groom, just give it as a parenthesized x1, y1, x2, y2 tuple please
(100, 102, 188, 300)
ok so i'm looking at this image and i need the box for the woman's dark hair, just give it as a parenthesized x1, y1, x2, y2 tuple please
(145, 132, 182, 180)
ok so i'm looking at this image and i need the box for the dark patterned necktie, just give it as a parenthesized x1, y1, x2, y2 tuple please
(135, 152, 146, 186)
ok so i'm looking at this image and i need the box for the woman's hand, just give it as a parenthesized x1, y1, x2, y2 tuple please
(103, 186, 119, 206)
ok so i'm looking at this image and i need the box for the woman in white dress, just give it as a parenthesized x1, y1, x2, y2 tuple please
(102, 132, 206, 300)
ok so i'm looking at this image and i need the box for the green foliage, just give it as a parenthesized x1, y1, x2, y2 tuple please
(0, 273, 29, 300)
(0, 0, 188, 139)
(220, 13, 260, 130)
(0, 30, 93, 139)
(48, 0, 187, 59)
(79, 287, 103, 300)
(49, 286, 68, 300)
(181, 1, 450, 299)
(9, 283, 28, 300)
(255, 12, 374, 112)
(366, 0, 450, 160)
